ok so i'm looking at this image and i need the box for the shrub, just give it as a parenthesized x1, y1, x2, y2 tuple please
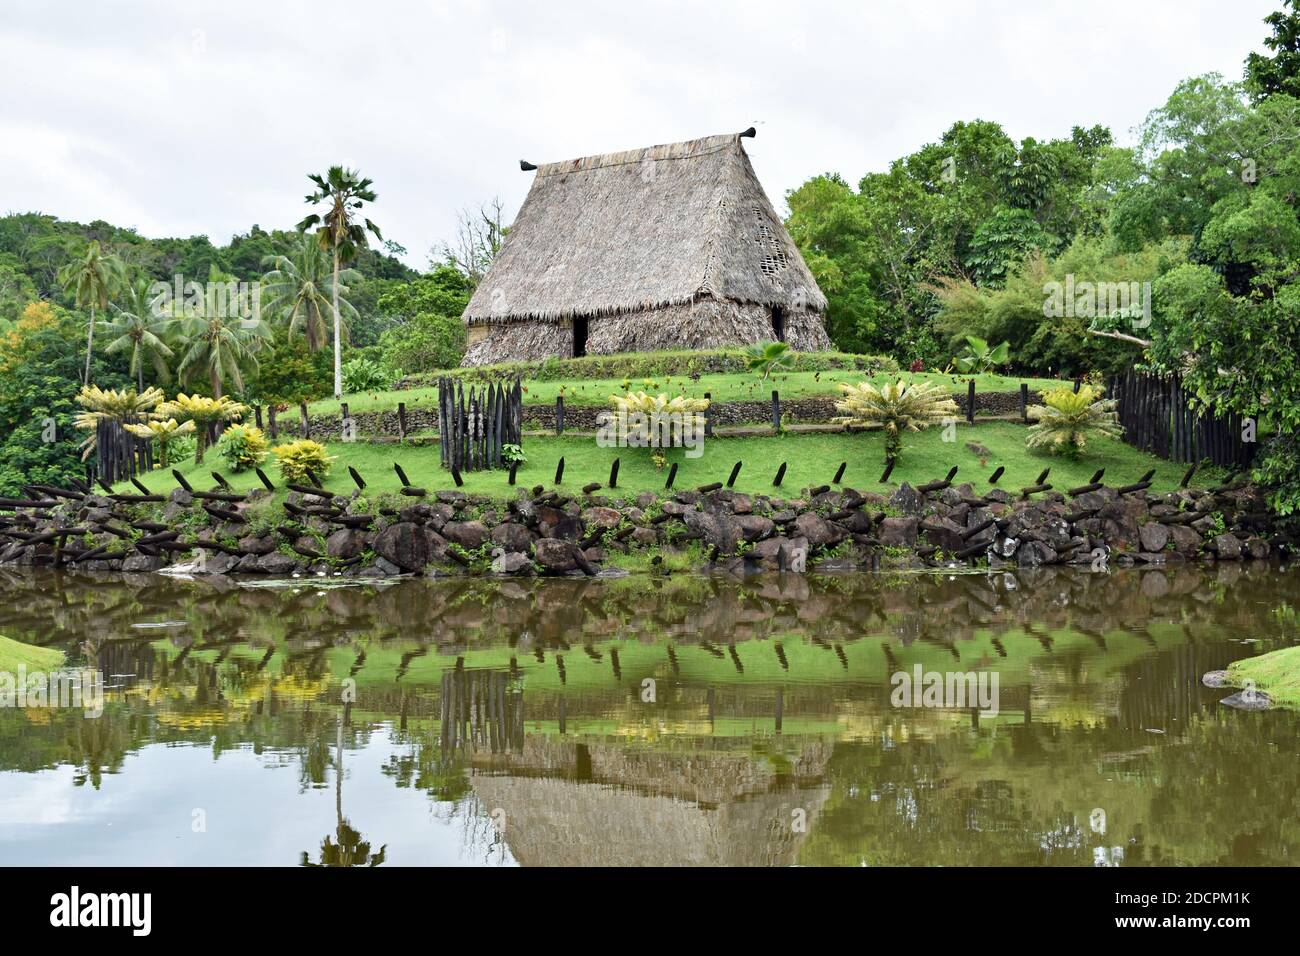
(744, 341, 797, 380)
(1026, 385, 1122, 457)
(272, 439, 335, 483)
(342, 357, 400, 393)
(378, 312, 465, 374)
(832, 379, 960, 464)
(953, 335, 1010, 374)
(216, 424, 270, 472)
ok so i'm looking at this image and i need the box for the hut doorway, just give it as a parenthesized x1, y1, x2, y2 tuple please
(573, 315, 589, 357)
(771, 306, 785, 342)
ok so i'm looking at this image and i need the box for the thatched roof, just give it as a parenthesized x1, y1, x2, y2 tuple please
(463, 132, 828, 325)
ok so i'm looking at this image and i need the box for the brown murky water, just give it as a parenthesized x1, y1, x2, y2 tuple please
(0, 562, 1297, 866)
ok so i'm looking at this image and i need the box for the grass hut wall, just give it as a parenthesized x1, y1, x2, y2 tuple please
(461, 131, 832, 365)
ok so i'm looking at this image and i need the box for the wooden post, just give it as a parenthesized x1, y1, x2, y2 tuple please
(299, 402, 309, 438)
(268, 405, 278, 439)
(771, 390, 781, 431)
(556, 396, 565, 435)
(1020, 383, 1029, 423)
(254, 405, 263, 429)
(967, 380, 976, 424)
(703, 392, 713, 437)
(399, 400, 407, 441)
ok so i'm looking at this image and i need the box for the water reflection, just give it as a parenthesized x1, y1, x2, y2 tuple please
(0, 563, 1296, 866)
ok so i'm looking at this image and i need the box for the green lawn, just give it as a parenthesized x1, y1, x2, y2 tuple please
(124, 421, 1221, 503)
(0, 634, 64, 672)
(307, 369, 1068, 418)
(1227, 646, 1300, 709)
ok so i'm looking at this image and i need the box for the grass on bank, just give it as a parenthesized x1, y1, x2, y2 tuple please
(1227, 646, 1300, 709)
(122, 421, 1222, 504)
(307, 369, 1068, 418)
(0, 635, 64, 672)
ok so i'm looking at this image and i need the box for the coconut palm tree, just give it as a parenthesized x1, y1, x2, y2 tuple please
(101, 278, 175, 391)
(259, 237, 360, 352)
(58, 240, 126, 385)
(174, 267, 272, 398)
(297, 166, 382, 398)
(833, 379, 960, 464)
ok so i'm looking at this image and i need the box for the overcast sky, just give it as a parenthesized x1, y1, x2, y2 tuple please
(0, 0, 1279, 271)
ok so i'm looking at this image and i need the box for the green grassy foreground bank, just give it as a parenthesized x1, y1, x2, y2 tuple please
(1227, 646, 1300, 709)
(0, 635, 64, 672)
(124, 421, 1218, 503)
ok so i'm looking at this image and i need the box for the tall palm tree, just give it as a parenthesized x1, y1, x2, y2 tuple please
(101, 277, 175, 391)
(174, 267, 271, 398)
(259, 237, 360, 351)
(58, 240, 125, 385)
(297, 167, 382, 398)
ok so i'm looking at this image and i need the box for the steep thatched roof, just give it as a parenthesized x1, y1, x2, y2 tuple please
(463, 132, 827, 325)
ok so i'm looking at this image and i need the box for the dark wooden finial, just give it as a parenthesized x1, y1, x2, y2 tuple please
(520, 160, 537, 171)
(739, 127, 756, 138)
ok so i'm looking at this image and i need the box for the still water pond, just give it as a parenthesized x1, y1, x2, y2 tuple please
(1, 563, 1297, 866)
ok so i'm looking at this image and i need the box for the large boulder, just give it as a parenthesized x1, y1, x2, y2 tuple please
(581, 507, 623, 531)
(442, 520, 489, 550)
(1210, 534, 1242, 560)
(793, 513, 844, 550)
(257, 552, 299, 575)
(878, 516, 919, 548)
(536, 506, 583, 540)
(491, 522, 535, 554)
(1138, 522, 1170, 553)
(534, 538, 578, 573)
(372, 521, 446, 572)
(735, 515, 775, 542)
(325, 528, 367, 560)
(889, 483, 924, 515)
(684, 509, 742, 554)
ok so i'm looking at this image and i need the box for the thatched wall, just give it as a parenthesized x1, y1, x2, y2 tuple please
(463, 297, 831, 366)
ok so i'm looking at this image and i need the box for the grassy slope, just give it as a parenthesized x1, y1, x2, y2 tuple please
(308, 369, 1068, 417)
(0, 635, 64, 672)
(126, 421, 1219, 503)
(1227, 646, 1300, 708)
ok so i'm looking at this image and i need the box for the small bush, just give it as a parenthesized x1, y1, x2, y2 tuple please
(272, 439, 335, 483)
(342, 357, 400, 393)
(216, 425, 270, 472)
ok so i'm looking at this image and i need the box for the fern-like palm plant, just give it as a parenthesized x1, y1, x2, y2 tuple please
(123, 418, 196, 468)
(832, 380, 960, 464)
(744, 341, 797, 380)
(606, 391, 710, 449)
(157, 393, 249, 464)
(1026, 386, 1122, 456)
(73, 385, 166, 461)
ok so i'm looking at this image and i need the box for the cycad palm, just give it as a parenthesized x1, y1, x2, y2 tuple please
(260, 237, 360, 351)
(58, 240, 126, 385)
(833, 379, 960, 464)
(101, 278, 175, 391)
(298, 166, 382, 398)
(1026, 386, 1122, 457)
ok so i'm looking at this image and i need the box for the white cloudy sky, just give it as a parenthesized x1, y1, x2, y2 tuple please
(0, 0, 1279, 270)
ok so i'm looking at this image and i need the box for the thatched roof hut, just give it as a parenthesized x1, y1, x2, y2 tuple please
(461, 130, 831, 365)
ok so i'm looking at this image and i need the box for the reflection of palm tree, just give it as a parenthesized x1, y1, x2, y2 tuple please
(300, 710, 387, 867)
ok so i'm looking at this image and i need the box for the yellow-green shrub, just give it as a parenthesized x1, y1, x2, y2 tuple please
(216, 425, 270, 472)
(272, 439, 335, 483)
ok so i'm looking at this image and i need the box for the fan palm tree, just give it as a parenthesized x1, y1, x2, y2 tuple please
(297, 166, 383, 398)
(173, 267, 272, 398)
(745, 341, 798, 380)
(833, 379, 960, 464)
(101, 278, 175, 391)
(259, 237, 360, 351)
(58, 240, 126, 385)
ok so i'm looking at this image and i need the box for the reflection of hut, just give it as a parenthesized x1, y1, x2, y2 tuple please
(461, 131, 831, 365)
(470, 737, 832, 866)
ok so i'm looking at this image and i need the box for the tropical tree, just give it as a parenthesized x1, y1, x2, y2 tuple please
(122, 418, 195, 468)
(744, 341, 797, 380)
(1026, 385, 1122, 457)
(71, 385, 165, 462)
(297, 166, 383, 398)
(260, 236, 360, 352)
(173, 267, 272, 397)
(101, 277, 174, 391)
(833, 380, 960, 464)
(57, 240, 125, 385)
(157, 393, 249, 464)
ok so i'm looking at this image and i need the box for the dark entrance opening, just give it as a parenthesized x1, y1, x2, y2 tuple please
(771, 306, 785, 342)
(573, 315, 589, 357)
